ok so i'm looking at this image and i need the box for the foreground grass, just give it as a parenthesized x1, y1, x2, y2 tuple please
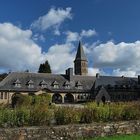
(82, 134, 140, 140)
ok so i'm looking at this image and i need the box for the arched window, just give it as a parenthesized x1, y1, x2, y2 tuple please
(52, 93, 62, 103)
(64, 93, 74, 103)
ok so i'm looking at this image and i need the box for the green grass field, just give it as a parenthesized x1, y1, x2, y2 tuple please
(82, 135, 140, 140)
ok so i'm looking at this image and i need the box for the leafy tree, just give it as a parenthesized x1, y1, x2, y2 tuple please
(0, 73, 8, 81)
(38, 60, 51, 73)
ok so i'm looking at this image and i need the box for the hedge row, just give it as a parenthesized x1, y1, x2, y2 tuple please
(0, 94, 140, 127)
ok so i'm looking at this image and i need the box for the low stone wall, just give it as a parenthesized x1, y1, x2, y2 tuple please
(0, 120, 140, 140)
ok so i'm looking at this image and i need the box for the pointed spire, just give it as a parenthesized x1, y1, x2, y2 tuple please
(74, 41, 87, 61)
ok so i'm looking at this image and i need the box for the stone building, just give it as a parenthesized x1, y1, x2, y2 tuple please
(0, 41, 140, 104)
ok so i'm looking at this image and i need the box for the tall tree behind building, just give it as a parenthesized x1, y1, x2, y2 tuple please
(38, 60, 52, 73)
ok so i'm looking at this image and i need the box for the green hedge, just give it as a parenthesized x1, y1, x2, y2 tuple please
(1, 100, 140, 127)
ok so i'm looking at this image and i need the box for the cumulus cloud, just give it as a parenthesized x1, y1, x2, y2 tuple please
(65, 29, 97, 43)
(92, 41, 140, 68)
(112, 69, 136, 77)
(80, 29, 97, 37)
(65, 31, 79, 42)
(45, 43, 75, 74)
(88, 67, 100, 76)
(31, 7, 72, 34)
(0, 23, 47, 72)
(87, 41, 140, 77)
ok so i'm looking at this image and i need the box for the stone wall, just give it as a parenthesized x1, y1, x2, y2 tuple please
(0, 120, 140, 140)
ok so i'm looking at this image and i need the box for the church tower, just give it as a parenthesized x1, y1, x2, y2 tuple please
(74, 41, 88, 75)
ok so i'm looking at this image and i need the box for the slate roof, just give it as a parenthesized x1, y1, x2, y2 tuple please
(0, 72, 138, 93)
(40, 80, 47, 85)
(74, 41, 87, 61)
(14, 79, 21, 84)
(0, 72, 95, 93)
(95, 76, 138, 89)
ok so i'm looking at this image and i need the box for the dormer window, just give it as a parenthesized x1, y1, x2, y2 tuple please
(63, 81, 70, 89)
(76, 81, 83, 89)
(40, 80, 47, 88)
(27, 80, 34, 88)
(52, 81, 59, 89)
(14, 79, 21, 88)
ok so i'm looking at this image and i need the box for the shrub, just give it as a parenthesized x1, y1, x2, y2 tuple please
(31, 93, 52, 106)
(29, 105, 54, 126)
(12, 94, 32, 108)
(54, 107, 81, 125)
(80, 107, 96, 123)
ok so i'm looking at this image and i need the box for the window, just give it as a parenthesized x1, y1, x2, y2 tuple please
(41, 84, 47, 88)
(28, 84, 34, 88)
(63, 81, 70, 89)
(1, 92, 3, 99)
(76, 81, 83, 89)
(27, 80, 34, 88)
(52, 81, 59, 89)
(14, 79, 21, 88)
(53, 84, 59, 88)
(40, 80, 47, 88)
(4, 92, 7, 99)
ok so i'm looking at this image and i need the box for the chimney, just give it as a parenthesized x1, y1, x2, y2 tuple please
(96, 73, 100, 78)
(66, 68, 73, 81)
(138, 75, 140, 84)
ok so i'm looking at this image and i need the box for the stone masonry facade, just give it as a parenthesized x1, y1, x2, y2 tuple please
(0, 120, 140, 140)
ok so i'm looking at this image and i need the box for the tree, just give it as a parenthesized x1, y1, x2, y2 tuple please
(0, 73, 8, 81)
(38, 60, 52, 73)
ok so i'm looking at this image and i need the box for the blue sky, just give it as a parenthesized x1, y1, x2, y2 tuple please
(0, 0, 140, 77)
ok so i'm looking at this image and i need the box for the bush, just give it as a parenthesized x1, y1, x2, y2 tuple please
(12, 94, 32, 108)
(54, 107, 81, 125)
(0, 101, 140, 127)
(80, 107, 97, 123)
(29, 105, 53, 126)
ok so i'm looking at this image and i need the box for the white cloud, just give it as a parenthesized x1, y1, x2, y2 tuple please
(0, 23, 47, 72)
(65, 29, 97, 43)
(31, 7, 72, 33)
(65, 31, 79, 42)
(88, 67, 100, 76)
(33, 34, 45, 42)
(80, 29, 97, 37)
(85, 40, 140, 77)
(92, 41, 140, 69)
(112, 69, 136, 77)
(1, 22, 139, 78)
(45, 43, 75, 74)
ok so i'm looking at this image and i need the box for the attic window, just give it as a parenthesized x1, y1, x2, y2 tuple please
(52, 81, 59, 88)
(63, 81, 70, 89)
(27, 80, 34, 88)
(14, 79, 21, 88)
(76, 81, 82, 89)
(40, 80, 47, 88)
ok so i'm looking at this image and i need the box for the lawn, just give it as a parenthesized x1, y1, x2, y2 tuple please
(82, 135, 140, 140)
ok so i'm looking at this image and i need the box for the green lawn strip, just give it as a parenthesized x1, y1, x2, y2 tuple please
(81, 134, 140, 140)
